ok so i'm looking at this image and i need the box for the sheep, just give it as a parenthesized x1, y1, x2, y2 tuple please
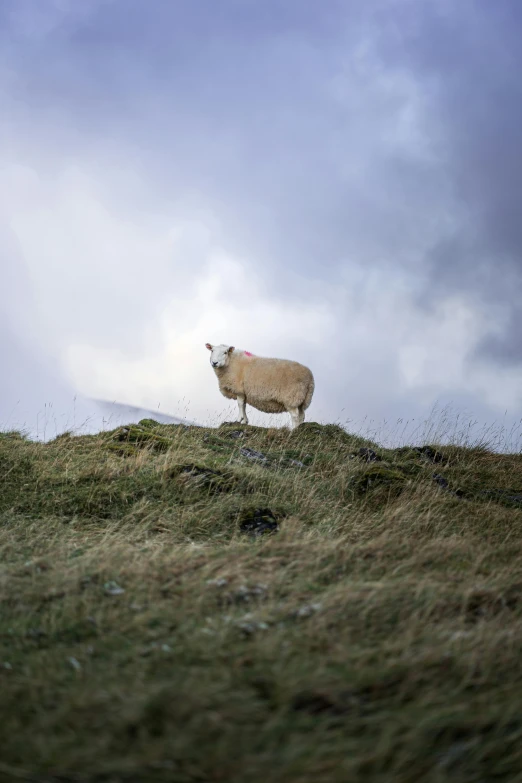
(205, 343, 315, 429)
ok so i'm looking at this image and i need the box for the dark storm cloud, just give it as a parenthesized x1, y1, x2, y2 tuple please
(3, 0, 447, 283)
(372, 0, 522, 362)
(5, 1, 521, 294)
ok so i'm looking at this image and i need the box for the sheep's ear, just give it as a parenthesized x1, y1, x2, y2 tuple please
(205, 343, 212, 351)
(228, 346, 235, 353)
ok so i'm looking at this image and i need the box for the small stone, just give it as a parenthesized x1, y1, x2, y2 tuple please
(433, 474, 464, 498)
(293, 603, 322, 619)
(357, 447, 381, 463)
(238, 619, 269, 635)
(3, 662, 12, 670)
(104, 581, 125, 596)
(206, 578, 229, 588)
(233, 583, 268, 602)
(67, 656, 81, 671)
(240, 447, 268, 463)
(239, 508, 279, 537)
(415, 446, 446, 464)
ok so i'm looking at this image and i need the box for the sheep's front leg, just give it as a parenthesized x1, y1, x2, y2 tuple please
(237, 395, 248, 425)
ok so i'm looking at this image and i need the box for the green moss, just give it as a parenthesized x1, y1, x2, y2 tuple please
(107, 424, 173, 453)
(352, 464, 408, 498)
(137, 418, 163, 429)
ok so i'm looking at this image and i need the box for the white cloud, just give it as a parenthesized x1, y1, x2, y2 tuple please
(4, 156, 521, 434)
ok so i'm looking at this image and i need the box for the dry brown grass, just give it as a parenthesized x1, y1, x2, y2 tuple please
(1, 420, 522, 782)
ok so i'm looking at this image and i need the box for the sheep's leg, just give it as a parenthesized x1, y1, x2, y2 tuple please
(297, 406, 305, 426)
(237, 395, 248, 425)
(289, 408, 300, 430)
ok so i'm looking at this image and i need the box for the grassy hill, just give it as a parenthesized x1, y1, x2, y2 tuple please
(1, 420, 522, 782)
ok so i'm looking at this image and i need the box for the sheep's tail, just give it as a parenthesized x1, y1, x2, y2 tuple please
(301, 375, 315, 411)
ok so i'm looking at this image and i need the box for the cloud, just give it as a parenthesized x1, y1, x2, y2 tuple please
(2, 0, 522, 443)
(375, 1, 522, 362)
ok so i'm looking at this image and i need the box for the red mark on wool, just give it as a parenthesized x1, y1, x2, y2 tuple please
(244, 351, 253, 357)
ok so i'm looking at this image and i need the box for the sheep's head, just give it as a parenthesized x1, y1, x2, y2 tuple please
(206, 343, 235, 369)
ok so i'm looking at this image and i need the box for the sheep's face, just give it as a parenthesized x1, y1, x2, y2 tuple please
(206, 343, 235, 369)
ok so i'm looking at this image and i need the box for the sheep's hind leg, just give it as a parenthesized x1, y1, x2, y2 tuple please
(237, 395, 248, 425)
(297, 406, 305, 426)
(289, 408, 300, 430)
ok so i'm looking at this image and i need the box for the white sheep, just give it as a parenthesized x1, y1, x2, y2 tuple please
(205, 343, 315, 429)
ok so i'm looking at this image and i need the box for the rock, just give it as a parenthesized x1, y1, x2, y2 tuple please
(239, 508, 280, 537)
(231, 584, 268, 603)
(206, 577, 229, 588)
(414, 446, 447, 464)
(237, 616, 270, 635)
(432, 474, 465, 498)
(292, 603, 322, 619)
(286, 458, 305, 468)
(357, 447, 382, 463)
(479, 489, 522, 507)
(103, 581, 125, 596)
(240, 447, 269, 464)
(67, 656, 81, 671)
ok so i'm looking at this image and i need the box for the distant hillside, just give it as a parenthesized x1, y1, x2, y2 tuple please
(91, 398, 199, 427)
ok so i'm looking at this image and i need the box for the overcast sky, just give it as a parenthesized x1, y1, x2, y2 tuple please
(2, 0, 522, 445)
